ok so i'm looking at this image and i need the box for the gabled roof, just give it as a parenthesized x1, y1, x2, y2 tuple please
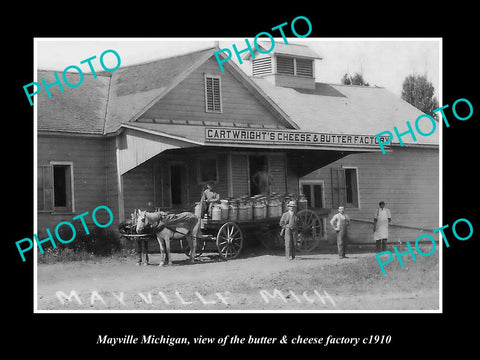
(104, 47, 217, 133)
(37, 44, 438, 147)
(37, 46, 296, 135)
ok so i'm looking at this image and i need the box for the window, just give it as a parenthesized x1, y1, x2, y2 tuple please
(345, 168, 359, 207)
(276, 56, 313, 77)
(300, 180, 324, 208)
(204, 74, 222, 113)
(197, 157, 218, 184)
(37, 162, 74, 212)
(331, 167, 359, 209)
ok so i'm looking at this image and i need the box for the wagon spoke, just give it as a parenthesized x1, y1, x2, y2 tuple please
(230, 229, 241, 239)
(216, 222, 243, 260)
(296, 210, 322, 252)
(220, 244, 228, 254)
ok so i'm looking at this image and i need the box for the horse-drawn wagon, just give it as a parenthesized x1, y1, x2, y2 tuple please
(198, 207, 323, 260)
(119, 196, 324, 265)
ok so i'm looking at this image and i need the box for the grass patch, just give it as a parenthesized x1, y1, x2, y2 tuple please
(37, 225, 128, 264)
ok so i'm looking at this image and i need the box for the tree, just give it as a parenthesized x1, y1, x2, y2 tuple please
(401, 74, 438, 117)
(341, 72, 369, 86)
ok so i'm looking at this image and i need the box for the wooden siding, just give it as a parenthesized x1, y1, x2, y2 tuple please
(122, 160, 155, 216)
(268, 154, 287, 194)
(140, 57, 282, 127)
(122, 151, 230, 214)
(230, 154, 249, 197)
(37, 135, 117, 234)
(105, 137, 120, 222)
(285, 155, 300, 195)
(301, 147, 440, 243)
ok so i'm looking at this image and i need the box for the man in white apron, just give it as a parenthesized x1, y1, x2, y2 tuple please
(373, 201, 392, 252)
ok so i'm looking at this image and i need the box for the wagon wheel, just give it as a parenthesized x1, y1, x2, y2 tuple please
(295, 209, 322, 252)
(181, 237, 206, 258)
(216, 222, 243, 260)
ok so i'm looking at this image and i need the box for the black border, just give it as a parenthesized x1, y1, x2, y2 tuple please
(8, 7, 478, 355)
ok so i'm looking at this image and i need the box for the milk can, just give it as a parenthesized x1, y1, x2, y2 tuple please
(194, 202, 203, 219)
(275, 197, 282, 217)
(228, 201, 238, 221)
(245, 198, 253, 220)
(298, 194, 308, 210)
(253, 198, 266, 220)
(211, 204, 222, 221)
(267, 196, 281, 218)
(238, 200, 248, 221)
(219, 199, 229, 220)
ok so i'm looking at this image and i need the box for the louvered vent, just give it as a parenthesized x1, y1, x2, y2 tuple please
(252, 57, 273, 76)
(295, 58, 313, 77)
(276, 56, 295, 75)
(205, 76, 222, 112)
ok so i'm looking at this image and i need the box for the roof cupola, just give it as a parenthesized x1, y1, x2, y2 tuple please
(243, 42, 322, 90)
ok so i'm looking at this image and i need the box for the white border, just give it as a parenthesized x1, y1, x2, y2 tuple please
(34, 37, 442, 314)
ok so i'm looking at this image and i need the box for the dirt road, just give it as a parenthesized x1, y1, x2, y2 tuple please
(36, 248, 439, 311)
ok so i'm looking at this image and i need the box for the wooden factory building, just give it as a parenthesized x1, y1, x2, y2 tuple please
(36, 42, 439, 245)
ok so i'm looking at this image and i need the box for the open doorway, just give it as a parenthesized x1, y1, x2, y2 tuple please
(169, 163, 188, 208)
(249, 155, 270, 196)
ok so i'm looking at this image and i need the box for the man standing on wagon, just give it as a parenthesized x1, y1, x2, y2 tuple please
(280, 200, 298, 260)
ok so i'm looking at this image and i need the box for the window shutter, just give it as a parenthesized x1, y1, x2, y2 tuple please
(212, 78, 221, 111)
(205, 77, 214, 111)
(38, 165, 54, 211)
(205, 75, 222, 112)
(331, 168, 346, 209)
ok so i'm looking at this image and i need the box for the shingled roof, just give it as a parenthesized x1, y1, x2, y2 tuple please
(250, 79, 439, 146)
(104, 47, 216, 133)
(37, 70, 110, 134)
(37, 45, 439, 147)
(37, 47, 217, 135)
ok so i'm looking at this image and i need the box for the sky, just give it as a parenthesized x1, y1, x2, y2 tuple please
(35, 38, 441, 99)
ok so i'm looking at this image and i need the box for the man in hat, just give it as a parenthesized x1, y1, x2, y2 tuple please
(200, 182, 220, 218)
(330, 206, 350, 259)
(280, 200, 298, 260)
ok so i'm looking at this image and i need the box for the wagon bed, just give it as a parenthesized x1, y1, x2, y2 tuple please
(198, 208, 323, 260)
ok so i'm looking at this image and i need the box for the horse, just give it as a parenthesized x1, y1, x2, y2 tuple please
(135, 210, 199, 266)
